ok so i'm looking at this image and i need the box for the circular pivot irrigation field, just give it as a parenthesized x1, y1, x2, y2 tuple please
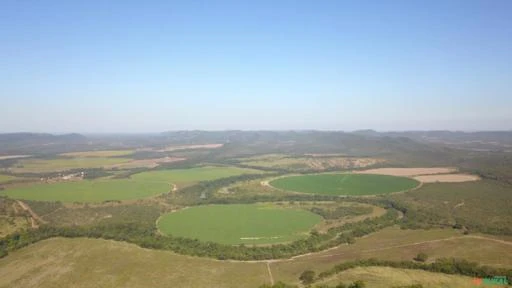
(157, 204, 322, 245)
(269, 173, 419, 196)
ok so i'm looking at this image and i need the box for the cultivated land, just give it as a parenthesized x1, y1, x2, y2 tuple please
(130, 166, 264, 185)
(0, 166, 261, 203)
(60, 150, 134, 157)
(157, 204, 322, 245)
(10, 157, 133, 173)
(269, 173, 419, 196)
(413, 173, 480, 183)
(0, 175, 16, 183)
(355, 167, 457, 176)
(0, 179, 169, 203)
(1, 131, 512, 287)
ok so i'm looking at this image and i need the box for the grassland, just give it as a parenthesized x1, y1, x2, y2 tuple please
(317, 266, 475, 288)
(131, 166, 264, 185)
(11, 157, 132, 173)
(0, 179, 169, 203)
(157, 204, 322, 245)
(0, 238, 269, 288)
(270, 174, 419, 196)
(271, 226, 512, 284)
(61, 150, 134, 157)
(390, 180, 512, 235)
(0, 233, 509, 288)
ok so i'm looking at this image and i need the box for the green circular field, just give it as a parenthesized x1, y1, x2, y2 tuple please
(270, 173, 419, 196)
(157, 204, 322, 245)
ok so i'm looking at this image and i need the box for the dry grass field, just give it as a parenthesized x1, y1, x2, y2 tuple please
(413, 174, 480, 183)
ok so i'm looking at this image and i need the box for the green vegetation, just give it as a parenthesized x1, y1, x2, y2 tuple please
(157, 204, 322, 245)
(11, 157, 132, 173)
(0, 179, 169, 202)
(270, 174, 418, 196)
(131, 166, 264, 184)
(60, 149, 134, 157)
(0, 174, 16, 183)
(0, 166, 264, 203)
(390, 180, 512, 235)
(0, 238, 269, 288)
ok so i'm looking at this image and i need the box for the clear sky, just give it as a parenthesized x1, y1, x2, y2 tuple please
(1, 0, 511, 133)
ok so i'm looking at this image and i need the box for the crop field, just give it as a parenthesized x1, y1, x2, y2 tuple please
(131, 166, 264, 185)
(0, 166, 262, 203)
(10, 157, 132, 173)
(269, 173, 419, 195)
(157, 204, 322, 245)
(60, 150, 134, 157)
(0, 179, 169, 203)
(0, 175, 16, 183)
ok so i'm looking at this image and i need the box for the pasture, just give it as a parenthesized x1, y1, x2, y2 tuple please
(157, 204, 322, 245)
(0, 238, 269, 288)
(61, 150, 134, 157)
(269, 173, 419, 196)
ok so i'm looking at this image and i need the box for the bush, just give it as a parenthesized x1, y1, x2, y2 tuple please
(414, 252, 428, 262)
(299, 270, 316, 285)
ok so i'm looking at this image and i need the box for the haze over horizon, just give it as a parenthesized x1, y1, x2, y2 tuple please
(1, 0, 511, 133)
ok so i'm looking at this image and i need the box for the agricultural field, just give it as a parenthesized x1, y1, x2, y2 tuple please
(0, 166, 264, 203)
(0, 179, 170, 203)
(269, 173, 419, 196)
(157, 204, 322, 245)
(9, 157, 133, 173)
(0, 175, 16, 183)
(131, 166, 264, 185)
(238, 154, 382, 172)
(60, 150, 134, 157)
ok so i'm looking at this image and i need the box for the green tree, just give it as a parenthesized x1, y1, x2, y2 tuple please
(414, 252, 428, 262)
(299, 270, 316, 285)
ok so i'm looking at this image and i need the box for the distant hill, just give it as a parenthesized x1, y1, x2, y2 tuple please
(0, 133, 88, 155)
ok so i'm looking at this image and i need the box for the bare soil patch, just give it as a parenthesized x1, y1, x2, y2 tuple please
(105, 157, 186, 169)
(355, 167, 457, 177)
(413, 174, 480, 183)
(158, 143, 224, 152)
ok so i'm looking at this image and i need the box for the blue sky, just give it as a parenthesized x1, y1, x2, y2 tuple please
(1, 0, 511, 133)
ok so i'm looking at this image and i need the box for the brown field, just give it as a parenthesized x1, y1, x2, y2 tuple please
(354, 167, 457, 176)
(317, 266, 475, 288)
(104, 157, 186, 169)
(158, 143, 224, 152)
(271, 226, 512, 284)
(0, 155, 31, 160)
(413, 174, 481, 183)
